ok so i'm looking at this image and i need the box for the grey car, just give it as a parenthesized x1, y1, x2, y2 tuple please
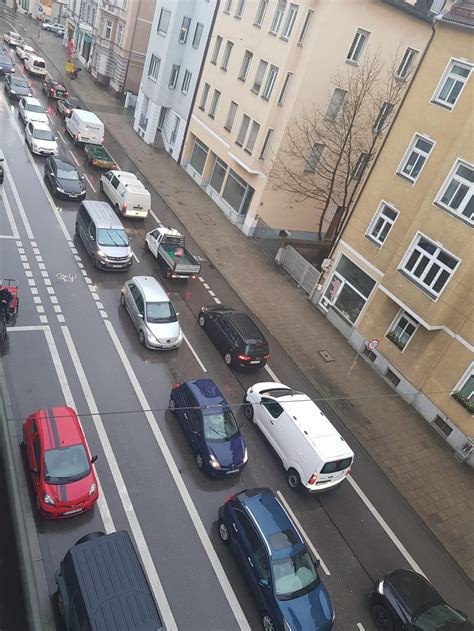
(120, 276, 183, 350)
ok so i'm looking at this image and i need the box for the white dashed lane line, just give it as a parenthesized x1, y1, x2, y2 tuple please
(84, 174, 96, 193)
(68, 150, 81, 167)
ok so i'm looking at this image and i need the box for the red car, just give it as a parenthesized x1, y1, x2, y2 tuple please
(22, 407, 98, 519)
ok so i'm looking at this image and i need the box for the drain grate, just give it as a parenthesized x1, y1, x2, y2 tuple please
(319, 350, 335, 362)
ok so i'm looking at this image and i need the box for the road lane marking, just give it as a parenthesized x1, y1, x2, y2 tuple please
(84, 174, 96, 193)
(149, 209, 162, 225)
(213, 297, 221, 304)
(347, 476, 426, 578)
(182, 332, 207, 373)
(357, 624, 365, 630)
(68, 150, 80, 166)
(2, 162, 34, 239)
(61, 326, 178, 631)
(276, 491, 331, 576)
(1, 188, 20, 239)
(132, 250, 140, 263)
(264, 363, 280, 382)
(57, 130, 65, 143)
(104, 320, 250, 630)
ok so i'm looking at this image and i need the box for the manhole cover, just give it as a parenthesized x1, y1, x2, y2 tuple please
(319, 350, 334, 362)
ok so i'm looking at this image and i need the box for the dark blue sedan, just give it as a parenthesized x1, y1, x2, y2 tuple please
(218, 488, 335, 631)
(169, 379, 248, 476)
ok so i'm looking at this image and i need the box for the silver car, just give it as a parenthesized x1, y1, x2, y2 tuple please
(120, 276, 183, 350)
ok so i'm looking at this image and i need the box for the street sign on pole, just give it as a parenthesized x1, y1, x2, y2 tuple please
(367, 338, 379, 352)
(346, 338, 379, 379)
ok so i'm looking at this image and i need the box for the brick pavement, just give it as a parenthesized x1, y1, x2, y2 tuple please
(13, 14, 474, 583)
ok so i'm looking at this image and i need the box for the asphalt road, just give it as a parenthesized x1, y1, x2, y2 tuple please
(0, 27, 473, 631)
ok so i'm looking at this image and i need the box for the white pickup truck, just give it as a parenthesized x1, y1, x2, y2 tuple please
(145, 227, 201, 280)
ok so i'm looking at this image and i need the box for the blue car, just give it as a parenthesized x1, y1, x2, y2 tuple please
(218, 488, 335, 631)
(169, 379, 248, 476)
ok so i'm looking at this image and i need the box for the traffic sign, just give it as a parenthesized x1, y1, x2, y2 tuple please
(367, 338, 379, 351)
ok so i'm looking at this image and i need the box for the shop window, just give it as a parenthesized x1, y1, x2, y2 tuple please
(189, 138, 209, 175)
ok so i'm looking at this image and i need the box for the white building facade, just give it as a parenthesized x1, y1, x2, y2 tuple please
(133, 0, 217, 162)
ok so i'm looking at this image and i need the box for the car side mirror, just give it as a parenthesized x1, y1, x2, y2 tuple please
(257, 579, 269, 588)
(138, 313, 143, 319)
(314, 559, 321, 569)
(91, 455, 98, 464)
(30, 468, 38, 476)
(81, 175, 85, 180)
(192, 430, 201, 437)
(238, 421, 243, 428)
(89, 232, 95, 241)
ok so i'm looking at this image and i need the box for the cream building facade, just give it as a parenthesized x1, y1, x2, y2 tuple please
(316, 1, 474, 464)
(181, 0, 434, 238)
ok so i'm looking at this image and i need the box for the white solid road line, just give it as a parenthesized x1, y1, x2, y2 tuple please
(57, 130, 66, 144)
(149, 209, 162, 225)
(347, 475, 426, 578)
(182, 332, 207, 373)
(104, 320, 251, 630)
(61, 326, 178, 631)
(68, 149, 81, 167)
(264, 363, 280, 382)
(132, 250, 140, 263)
(3, 162, 34, 239)
(357, 623, 365, 630)
(276, 491, 331, 576)
(1, 188, 20, 239)
(84, 174, 96, 193)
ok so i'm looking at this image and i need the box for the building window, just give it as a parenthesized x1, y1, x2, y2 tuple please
(236, 114, 250, 146)
(234, 0, 245, 19)
(304, 143, 325, 173)
(222, 169, 254, 215)
(157, 8, 171, 36)
(396, 47, 418, 80)
(189, 138, 209, 175)
(192, 22, 204, 49)
(239, 50, 253, 81)
(432, 59, 472, 110)
(115, 23, 124, 45)
(179, 16, 191, 44)
(261, 65, 278, 100)
(252, 60, 268, 94)
(148, 54, 160, 81)
(138, 95, 149, 130)
(346, 28, 369, 64)
(244, 120, 260, 154)
(221, 41, 234, 71)
(208, 89, 221, 118)
(386, 311, 418, 351)
(281, 3, 298, 40)
(320, 254, 376, 323)
(224, 101, 238, 132)
(211, 35, 223, 64)
(277, 72, 292, 106)
(169, 64, 180, 89)
(209, 158, 228, 194)
(435, 160, 473, 225)
(181, 69, 192, 94)
(366, 202, 398, 247)
(373, 101, 393, 133)
(170, 115, 180, 146)
(432, 416, 453, 437)
(259, 128, 273, 159)
(399, 233, 459, 299)
(223, 0, 232, 14)
(254, 0, 268, 27)
(352, 152, 369, 181)
(325, 88, 346, 121)
(452, 366, 474, 415)
(385, 369, 401, 388)
(157, 106, 167, 131)
(297, 9, 313, 45)
(397, 134, 434, 183)
(103, 20, 112, 40)
(199, 82, 210, 111)
(269, 0, 286, 35)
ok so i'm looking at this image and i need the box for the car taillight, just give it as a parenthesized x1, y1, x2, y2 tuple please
(263, 353, 270, 359)
(49, 88, 54, 94)
(122, 203, 127, 211)
(224, 493, 237, 505)
(308, 474, 318, 485)
(171, 274, 177, 278)
(76, 132, 81, 140)
(237, 354, 251, 361)
(64, 91, 68, 97)
(191, 275, 196, 280)
(172, 383, 180, 390)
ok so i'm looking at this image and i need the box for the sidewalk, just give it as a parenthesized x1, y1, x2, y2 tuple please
(19, 17, 474, 583)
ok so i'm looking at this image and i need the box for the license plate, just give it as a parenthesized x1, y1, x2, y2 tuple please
(63, 508, 82, 515)
(250, 360, 260, 364)
(226, 469, 239, 475)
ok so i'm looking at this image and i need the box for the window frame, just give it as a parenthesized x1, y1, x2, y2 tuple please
(157, 7, 171, 36)
(304, 143, 325, 173)
(434, 159, 473, 226)
(269, 0, 286, 36)
(234, 0, 245, 19)
(365, 201, 399, 247)
(254, 0, 268, 27)
(168, 64, 180, 89)
(396, 47, 418, 80)
(170, 115, 180, 146)
(277, 71, 292, 106)
(244, 120, 260, 154)
(224, 100, 238, 132)
(251, 59, 268, 95)
(236, 114, 251, 147)
(192, 22, 204, 49)
(221, 41, 234, 71)
(385, 310, 419, 352)
(346, 28, 370, 64)
(281, 3, 299, 41)
(199, 82, 210, 111)
(452, 363, 474, 405)
(147, 54, 160, 81)
(431, 58, 473, 111)
(181, 69, 192, 95)
(396, 133, 435, 185)
(178, 16, 191, 44)
(223, 0, 232, 14)
(259, 128, 273, 160)
(103, 19, 112, 40)
(239, 50, 253, 82)
(373, 101, 393, 133)
(261, 65, 278, 100)
(351, 152, 369, 181)
(208, 89, 221, 119)
(297, 9, 313, 46)
(325, 87, 346, 121)
(211, 35, 223, 64)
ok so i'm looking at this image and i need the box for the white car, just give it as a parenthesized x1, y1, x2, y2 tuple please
(25, 121, 58, 156)
(16, 43, 35, 60)
(19, 97, 48, 125)
(3, 31, 22, 47)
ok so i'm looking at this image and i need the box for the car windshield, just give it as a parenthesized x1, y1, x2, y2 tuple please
(57, 167, 79, 181)
(414, 604, 469, 630)
(43, 444, 90, 484)
(97, 228, 128, 247)
(12, 77, 28, 87)
(203, 411, 239, 441)
(33, 129, 54, 141)
(146, 301, 177, 323)
(272, 551, 319, 600)
(26, 104, 44, 113)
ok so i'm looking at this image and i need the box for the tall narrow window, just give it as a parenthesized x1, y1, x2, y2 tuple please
(168, 64, 180, 89)
(170, 115, 180, 146)
(396, 47, 418, 80)
(236, 114, 250, 146)
(208, 89, 221, 118)
(297, 9, 313, 45)
(148, 54, 160, 80)
(221, 41, 234, 71)
(346, 28, 369, 63)
(157, 106, 167, 131)
(157, 8, 171, 36)
(252, 60, 268, 94)
(281, 3, 298, 40)
(211, 35, 223, 64)
(259, 128, 273, 159)
(325, 88, 346, 121)
(179, 16, 191, 43)
(224, 101, 238, 132)
(192, 22, 204, 49)
(261, 65, 278, 100)
(277, 72, 292, 105)
(304, 144, 325, 172)
(373, 102, 393, 133)
(239, 50, 253, 81)
(181, 70, 192, 95)
(199, 82, 210, 111)
(254, 0, 268, 27)
(352, 152, 369, 181)
(269, 0, 286, 35)
(244, 120, 260, 154)
(223, 0, 232, 13)
(234, 0, 245, 18)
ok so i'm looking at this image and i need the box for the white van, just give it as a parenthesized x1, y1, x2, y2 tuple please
(244, 382, 354, 492)
(24, 54, 47, 77)
(65, 109, 104, 145)
(100, 170, 151, 219)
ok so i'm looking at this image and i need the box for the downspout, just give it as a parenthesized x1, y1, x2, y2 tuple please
(177, 0, 220, 165)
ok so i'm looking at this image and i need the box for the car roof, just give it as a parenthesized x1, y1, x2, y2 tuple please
(132, 276, 168, 301)
(72, 109, 102, 124)
(52, 157, 76, 170)
(185, 379, 227, 409)
(24, 96, 42, 106)
(33, 407, 82, 450)
(0, 55, 13, 63)
(11, 75, 28, 84)
(228, 311, 266, 341)
(81, 200, 124, 228)
(31, 122, 52, 131)
(385, 570, 442, 614)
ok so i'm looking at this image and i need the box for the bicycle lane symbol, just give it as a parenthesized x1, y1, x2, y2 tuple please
(56, 273, 77, 283)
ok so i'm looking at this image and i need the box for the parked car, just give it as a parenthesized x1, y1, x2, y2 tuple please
(19, 96, 48, 125)
(4, 74, 32, 99)
(56, 97, 74, 118)
(198, 305, 269, 368)
(244, 382, 354, 491)
(3, 31, 22, 47)
(218, 488, 335, 631)
(42, 22, 65, 34)
(42, 75, 68, 99)
(369, 569, 471, 631)
(0, 54, 14, 76)
(24, 53, 47, 77)
(120, 276, 183, 349)
(66, 109, 104, 145)
(100, 170, 150, 219)
(145, 227, 201, 279)
(84, 143, 118, 169)
(22, 407, 98, 519)
(44, 157, 86, 200)
(25, 121, 58, 156)
(16, 43, 35, 60)
(169, 379, 248, 475)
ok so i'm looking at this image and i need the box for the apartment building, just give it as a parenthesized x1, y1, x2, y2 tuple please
(316, 0, 474, 464)
(133, 0, 217, 160)
(180, 0, 433, 237)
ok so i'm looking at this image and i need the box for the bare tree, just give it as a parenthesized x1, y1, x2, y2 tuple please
(269, 51, 408, 241)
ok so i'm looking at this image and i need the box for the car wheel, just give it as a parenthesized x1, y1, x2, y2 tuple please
(119, 293, 126, 308)
(198, 314, 206, 328)
(139, 330, 146, 347)
(99, 180, 103, 192)
(262, 613, 276, 631)
(287, 468, 301, 490)
(224, 352, 233, 366)
(243, 400, 254, 422)
(168, 397, 176, 413)
(195, 452, 204, 470)
(218, 519, 230, 544)
(371, 604, 395, 631)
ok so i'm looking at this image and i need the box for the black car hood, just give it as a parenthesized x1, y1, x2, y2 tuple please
(12, 86, 30, 95)
(57, 177, 84, 194)
(385, 570, 441, 615)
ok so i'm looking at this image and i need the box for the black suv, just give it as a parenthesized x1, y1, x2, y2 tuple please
(198, 305, 269, 368)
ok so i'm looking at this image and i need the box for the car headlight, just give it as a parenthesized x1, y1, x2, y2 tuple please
(56, 185, 65, 193)
(243, 448, 248, 464)
(96, 249, 106, 258)
(89, 482, 97, 496)
(10, 90, 16, 94)
(376, 579, 384, 595)
(209, 454, 221, 470)
(147, 331, 157, 341)
(43, 493, 55, 506)
(283, 620, 293, 631)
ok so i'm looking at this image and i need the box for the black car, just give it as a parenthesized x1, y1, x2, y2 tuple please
(41, 76, 68, 99)
(0, 157, 4, 185)
(369, 569, 471, 630)
(0, 54, 14, 76)
(198, 305, 269, 368)
(4, 74, 31, 99)
(44, 157, 86, 200)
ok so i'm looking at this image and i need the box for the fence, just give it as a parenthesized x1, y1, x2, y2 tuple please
(277, 244, 322, 295)
(253, 216, 283, 258)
